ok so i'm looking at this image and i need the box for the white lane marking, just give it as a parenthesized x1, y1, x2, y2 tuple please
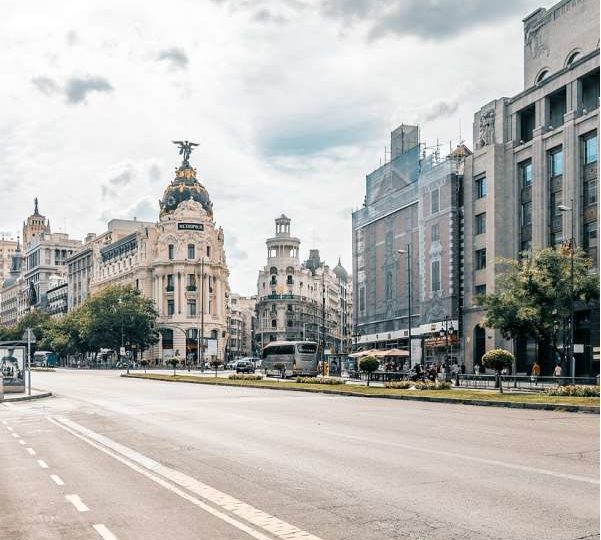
(7, 426, 13, 431)
(26, 447, 36, 455)
(50, 474, 64, 486)
(37, 459, 49, 469)
(12, 432, 19, 438)
(66, 494, 90, 512)
(93, 524, 119, 540)
(19, 439, 26, 445)
(2, 420, 7, 425)
(49, 417, 322, 540)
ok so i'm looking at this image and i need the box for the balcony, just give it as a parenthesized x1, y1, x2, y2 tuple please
(165, 285, 174, 292)
(186, 285, 197, 292)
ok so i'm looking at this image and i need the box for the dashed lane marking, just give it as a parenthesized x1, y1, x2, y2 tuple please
(7, 426, 13, 431)
(93, 524, 119, 540)
(12, 432, 19, 438)
(26, 447, 36, 455)
(66, 494, 90, 512)
(50, 416, 323, 540)
(19, 440, 26, 445)
(2, 420, 7, 425)
(50, 474, 64, 486)
(37, 459, 49, 469)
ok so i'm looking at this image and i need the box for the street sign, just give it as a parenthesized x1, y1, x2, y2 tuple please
(21, 330, 36, 343)
(120, 347, 126, 356)
(573, 343, 584, 353)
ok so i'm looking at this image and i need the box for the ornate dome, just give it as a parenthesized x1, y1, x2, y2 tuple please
(160, 164, 213, 217)
(333, 258, 349, 281)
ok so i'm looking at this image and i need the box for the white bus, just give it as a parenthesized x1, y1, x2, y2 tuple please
(261, 341, 319, 378)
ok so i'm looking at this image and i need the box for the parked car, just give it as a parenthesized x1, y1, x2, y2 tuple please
(236, 360, 255, 374)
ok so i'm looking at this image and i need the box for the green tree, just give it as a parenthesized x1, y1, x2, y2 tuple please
(477, 247, 599, 370)
(168, 356, 180, 376)
(359, 356, 379, 386)
(38, 310, 87, 360)
(140, 359, 149, 373)
(81, 285, 159, 354)
(15, 309, 53, 344)
(481, 349, 514, 393)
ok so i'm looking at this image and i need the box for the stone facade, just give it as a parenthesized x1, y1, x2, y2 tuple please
(0, 238, 17, 286)
(85, 153, 230, 364)
(227, 294, 257, 360)
(462, 0, 599, 374)
(255, 216, 352, 356)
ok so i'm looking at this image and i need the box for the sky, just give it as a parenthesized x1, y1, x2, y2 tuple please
(0, 0, 544, 295)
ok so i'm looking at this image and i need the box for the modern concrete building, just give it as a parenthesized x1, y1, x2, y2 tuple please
(462, 0, 599, 374)
(255, 216, 353, 357)
(352, 125, 468, 366)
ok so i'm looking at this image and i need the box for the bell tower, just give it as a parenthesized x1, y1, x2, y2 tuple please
(22, 197, 50, 249)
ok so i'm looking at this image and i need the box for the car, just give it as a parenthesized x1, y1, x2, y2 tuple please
(236, 360, 255, 374)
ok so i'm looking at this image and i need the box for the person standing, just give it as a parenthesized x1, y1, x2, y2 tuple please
(531, 361, 541, 381)
(553, 364, 562, 378)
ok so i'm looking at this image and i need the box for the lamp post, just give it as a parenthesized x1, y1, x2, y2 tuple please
(558, 201, 575, 383)
(198, 257, 205, 372)
(397, 246, 413, 367)
(118, 297, 128, 375)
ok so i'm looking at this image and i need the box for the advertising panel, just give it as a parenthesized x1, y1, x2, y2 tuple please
(1, 346, 26, 393)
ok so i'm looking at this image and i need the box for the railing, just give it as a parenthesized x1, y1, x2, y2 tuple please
(165, 285, 174, 292)
(186, 285, 197, 291)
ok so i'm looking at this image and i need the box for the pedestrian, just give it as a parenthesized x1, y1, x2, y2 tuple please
(474, 363, 480, 376)
(460, 363, 466, 374)
(531, 361, 541, 381)
(553, 364, 562, 378)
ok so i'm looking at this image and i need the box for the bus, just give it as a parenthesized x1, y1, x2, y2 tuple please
(261, 341, 319, 378)
(32, 351, 59, 367)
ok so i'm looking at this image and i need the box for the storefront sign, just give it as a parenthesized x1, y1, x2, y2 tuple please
(178, 223, 204, 231)
(424, 335, 459, 349)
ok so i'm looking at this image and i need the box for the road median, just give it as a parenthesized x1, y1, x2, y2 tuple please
(121, 373, 599, 413)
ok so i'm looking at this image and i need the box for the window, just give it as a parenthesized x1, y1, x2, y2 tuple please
(431, 224, 440, 242)
(359, 287, 365, 312)
(431, 260, 441, 292)
(168, 244, 174, 260)
(187, 299, 196, 316)
(581, 70, 600, 112)
(583, 133, 598, 164)
(187, 274, 196, 290)
(431, 189, 440, 214)
(475, 176, 487, 198)
(583, 222, 598, 261)
(271, 319, 277, 328)
(206, 246, 211, 257)
(167, 299, 175, 316)
(385, 271, 393, 299)
(287, 275, 293, 285)
(475, 213, 486, 235)
(584, 179, 597, 206)
(521, 201, 532, 227)
(474, 284, 486, 297)
(475, 249, 487, 270)
(519, 160, 532, 187)
(518, 105, 535, 142)
(271, 275, 277, 285)
(520, 240, 532, 253)
(166, 274, 174, 291)
(550, 148, 563, 177)
(187, 244, 195, 259)
(547, 87, 566, 128)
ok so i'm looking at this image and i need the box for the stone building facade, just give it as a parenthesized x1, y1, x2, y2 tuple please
(462, 0, 599, 374)
(227, 294, 257, 360)
(0, 237, 17, 286)
(85, 149, 230, 364)
(255, 215, 352, 357)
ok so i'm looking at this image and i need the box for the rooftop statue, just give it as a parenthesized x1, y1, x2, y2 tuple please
(172, 140, 199, 167)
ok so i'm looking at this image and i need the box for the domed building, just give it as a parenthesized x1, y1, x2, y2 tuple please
(86, 143, 230, 365)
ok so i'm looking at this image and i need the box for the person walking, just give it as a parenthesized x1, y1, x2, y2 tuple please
(531, 361, 541, 381)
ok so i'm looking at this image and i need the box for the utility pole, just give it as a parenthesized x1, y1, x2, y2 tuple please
(200, 257, 205, 372)
(398, 245, 413, 367)
(558, 202, 575, 382)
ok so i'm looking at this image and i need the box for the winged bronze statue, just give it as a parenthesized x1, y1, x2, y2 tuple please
(172, 140, 199, 166)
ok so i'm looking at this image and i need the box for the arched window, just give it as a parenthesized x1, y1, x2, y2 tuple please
(271, 275, 277, 285)
(535, 69, 549, 84)
(286, 266, 294, 274)
(566, 50, 581, 67)
(270, 266, 278, 275)
(287, 275, 293, 285)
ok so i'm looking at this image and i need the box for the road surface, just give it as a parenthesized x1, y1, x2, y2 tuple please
(1, 369, 598, 540)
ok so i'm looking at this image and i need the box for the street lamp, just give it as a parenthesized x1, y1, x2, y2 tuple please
(118, 297, 128, 375)
(397, 246, 413, 367)
(557, 201, 575, 383)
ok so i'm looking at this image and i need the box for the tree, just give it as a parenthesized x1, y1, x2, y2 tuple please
(168, 357, 179, 376)
(481, 349, 514, 394)
(81, 285, 159, 354)
(477, 247, 599, 371)
(209, 358, 223, 377)
(38, 310, 87, 360)
(359, 356, 379, 387)
(15, 310, 53, 344)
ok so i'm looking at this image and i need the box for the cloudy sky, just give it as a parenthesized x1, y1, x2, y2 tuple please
(0, 0, 543, 295)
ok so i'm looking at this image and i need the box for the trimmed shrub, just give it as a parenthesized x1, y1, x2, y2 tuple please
(546, 385, 600, 397)
(385, 380, 451, 390)
(228, 374, 263, 381)
(384, 381, 413, 389)
(481, 349, 514, 372)
(359, 355, 379, 386)
(294, 377, 344, 385)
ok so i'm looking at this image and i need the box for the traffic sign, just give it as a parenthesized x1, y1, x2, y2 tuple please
(21, 329, 36, 343)
(120, 347, 126, 356)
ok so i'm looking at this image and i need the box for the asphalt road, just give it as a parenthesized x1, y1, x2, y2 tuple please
(0, 370, 598, 540)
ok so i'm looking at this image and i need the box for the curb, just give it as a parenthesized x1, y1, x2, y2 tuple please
(121, 375, 599, 414)
(1, 392, 53, 403)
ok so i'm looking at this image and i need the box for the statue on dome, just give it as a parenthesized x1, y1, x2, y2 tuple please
(172, 140, 199, 167)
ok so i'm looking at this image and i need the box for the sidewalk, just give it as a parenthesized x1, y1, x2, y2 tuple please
(1, 388, 53, 402)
